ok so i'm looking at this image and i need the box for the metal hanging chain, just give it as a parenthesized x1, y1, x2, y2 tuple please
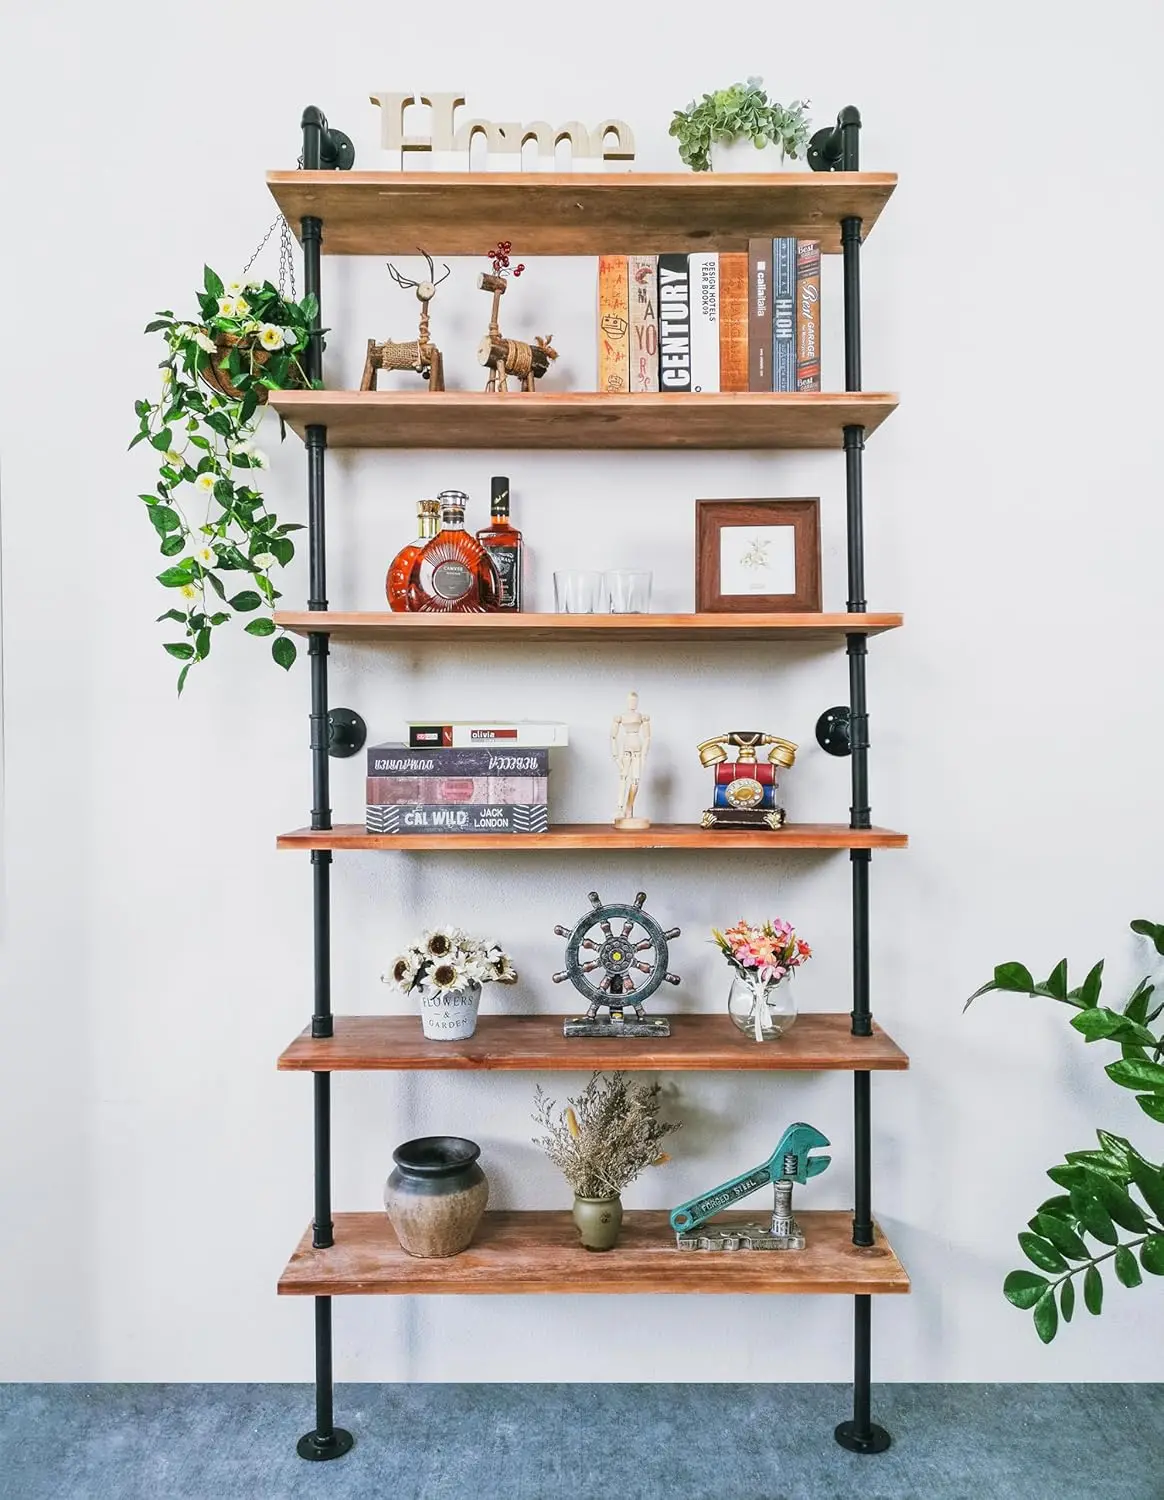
(241, 214, 298, 302)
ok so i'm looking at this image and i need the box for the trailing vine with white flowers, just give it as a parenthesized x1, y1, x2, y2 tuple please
(131, 265, 321, 693)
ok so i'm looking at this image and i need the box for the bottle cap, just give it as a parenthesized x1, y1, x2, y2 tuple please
(418, 498, 440, 514)
(437, 488, 468, 522)
(490, 476, 510, 515)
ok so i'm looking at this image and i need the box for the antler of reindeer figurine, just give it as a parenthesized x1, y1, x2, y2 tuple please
(360, 249, 450, 392)
(476, 241, 558, 393)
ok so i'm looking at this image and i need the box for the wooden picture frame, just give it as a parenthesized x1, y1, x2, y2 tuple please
(696, 499, 821, 614)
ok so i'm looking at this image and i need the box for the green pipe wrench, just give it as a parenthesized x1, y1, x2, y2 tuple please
(669, 1122, 831, 1233)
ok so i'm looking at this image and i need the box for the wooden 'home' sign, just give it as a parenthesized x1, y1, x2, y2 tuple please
(370, 92, 635, 171)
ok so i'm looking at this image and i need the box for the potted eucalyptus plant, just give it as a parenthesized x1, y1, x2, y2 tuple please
(670, 78, 811, 172)
(130, 267, 320, 693)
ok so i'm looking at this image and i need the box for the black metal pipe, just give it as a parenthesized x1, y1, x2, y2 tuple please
(315, 1296, 334, 1432)
(853, 1070, 873, 1244)
(808, 105, 861, 173)
(853, 1294, 871, 1427)
(301, 106, 325, 170)
(313, 1072, 333, 1247)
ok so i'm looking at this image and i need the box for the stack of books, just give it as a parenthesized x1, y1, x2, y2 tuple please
(597, 243, 821, 395)
(365, 721, 567, 835)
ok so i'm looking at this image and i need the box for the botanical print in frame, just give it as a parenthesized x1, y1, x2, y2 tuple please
(696, 499, 822, 613)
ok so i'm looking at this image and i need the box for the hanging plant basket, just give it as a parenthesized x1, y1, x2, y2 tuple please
(199, 330, 311, 404)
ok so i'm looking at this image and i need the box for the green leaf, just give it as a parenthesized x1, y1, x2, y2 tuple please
(195, 628, 210, 660)
(1083, 1263, 1103, 1314)
(1003, 1270, 1050, 1309)
(1071, 1008, 1135, 1043)
(1059, 1276, 1075, 1322)
(1049, 1164, 1087, 1191)
(1070, 1189, 1119, 1246)
(1079, 960, 1104, 1008)
(1128, 1160, 1164, 1222)
(149, 428, 174, 452)
(209, 612, 231, 626)
(1107, 1057, 1164, 1094)
(176, 663, 191, 696)
(163, 642, 194, 660)
(206, 572, 226, 600)
(1115, 1245, 1143, 1288)
(1018, 1232, 1067, 1273)
(268, 536, 294, 567)
(203, 265, 224, 299)
(1032, 1214, 1088, 1261)
(244, 617, 276, 636)
(1036, 1194, 1075, 1220)
(228, 590, 262, 612)
(156, 608, 186, 624)
(1092, 1176, 1149, 1233)
(157, 563, 195, 587)
(1042, 959, 1069, 1000)
(1131, 919, 1164, 956)
(1137, 1094, 1164, 1124)
(147, 503, 181, 535)
(1032, 1291, 1058, 1344)
(1139, 1234, 1164, 1274)
(160, 535, 185, 557)
(272, 635, 297, 670)
(1125, 978, 1153, 1024)
(994, 962, 1035, 992)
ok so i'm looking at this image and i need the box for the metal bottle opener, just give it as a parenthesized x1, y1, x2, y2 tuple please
(670, 1122, 831, 1251)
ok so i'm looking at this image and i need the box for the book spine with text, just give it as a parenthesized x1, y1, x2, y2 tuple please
(657, 253, 692, 391)
(627, 256, 659, 392)
(597, 255, 630, 392)
(407, 722, 568, 749)
(772, 237, 797, 391)
(718, 252, 749, 392)
(366, 804, 550, 835)
(796, 240, 822, 391)
(367, 776, 549, 805)
(747, 239, 772, 391)
(688, 252, 720, 393)
(367, 745, 551, 776)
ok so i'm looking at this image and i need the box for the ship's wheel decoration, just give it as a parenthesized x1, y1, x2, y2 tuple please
(553, 889, 680, 1039)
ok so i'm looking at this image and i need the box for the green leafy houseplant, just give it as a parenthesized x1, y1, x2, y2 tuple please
(669, 78, 811, 172)
(130, 267, 321, 692)
(967, 919, 1164, 1342)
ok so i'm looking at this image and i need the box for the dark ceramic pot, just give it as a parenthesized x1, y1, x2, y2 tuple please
(383, 1136, 489, 1258)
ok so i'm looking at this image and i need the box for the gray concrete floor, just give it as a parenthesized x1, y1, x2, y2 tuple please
(1, 1383, 1161, 1500)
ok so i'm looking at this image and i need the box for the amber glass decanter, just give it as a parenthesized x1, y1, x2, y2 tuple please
(408, 490, 501, 613)
(386, 498, 440, 611)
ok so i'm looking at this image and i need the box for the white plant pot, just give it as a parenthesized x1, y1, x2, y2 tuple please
(709, 137, 797, 173)
(417, 982, 482, 1041)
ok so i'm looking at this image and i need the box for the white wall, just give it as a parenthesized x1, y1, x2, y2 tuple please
(2, 0, 1163, 1382)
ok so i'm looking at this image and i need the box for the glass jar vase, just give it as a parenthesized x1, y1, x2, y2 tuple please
(727, 973, 797, 1042)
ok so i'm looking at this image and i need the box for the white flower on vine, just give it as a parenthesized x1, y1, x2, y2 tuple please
(192, 330, 216, 354)
(233, 296, 251, 317)
(160, 367, 172, 385)
(225, 279, 244, 295)
(164, 449, 184, 467)
(189, 540, 217, 569)
(216, 297, 237, 318)
(179, 583, 199, 601)
(257, 323, 285, 351)
(194, 472, 217, 493)
(244, 277, 262, 291)
(241, 320, 260, 334)
(251, 551, 276, 570)
(280, 326, 298, 346)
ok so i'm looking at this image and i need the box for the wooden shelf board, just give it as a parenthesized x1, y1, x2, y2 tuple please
(278, 1210, 908, 1296)
(273, 611, 903, 643)
(276, 823, 908, 852)
(267, 170, 897, 257)
(267, 391, 898, 451)
(278, 1013, 909, 1073)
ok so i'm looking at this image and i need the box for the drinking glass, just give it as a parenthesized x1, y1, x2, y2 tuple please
(554, 570, 604, 613)
(605, 570, 653, 614)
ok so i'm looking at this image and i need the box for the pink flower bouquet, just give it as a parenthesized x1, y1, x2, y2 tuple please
(712, 918, 812, 984)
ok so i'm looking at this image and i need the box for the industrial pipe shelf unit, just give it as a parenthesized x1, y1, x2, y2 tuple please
(282, 102, 902, 1462)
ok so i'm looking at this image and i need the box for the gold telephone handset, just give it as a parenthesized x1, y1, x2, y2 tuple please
(697, 732, 799, 769)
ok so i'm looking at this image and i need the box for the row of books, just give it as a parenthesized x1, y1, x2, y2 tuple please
(365, 722, 566, 834)
(597, 243, 821, 395)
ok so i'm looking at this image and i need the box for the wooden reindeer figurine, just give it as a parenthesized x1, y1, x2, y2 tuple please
(476, 241, 558, 393)
(360, 250, 450, 392)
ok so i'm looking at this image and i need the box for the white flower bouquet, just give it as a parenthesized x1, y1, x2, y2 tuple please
(383, 929, 517, 1041)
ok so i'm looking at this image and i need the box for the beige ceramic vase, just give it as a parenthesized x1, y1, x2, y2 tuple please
(384, 1136, 489, 1258)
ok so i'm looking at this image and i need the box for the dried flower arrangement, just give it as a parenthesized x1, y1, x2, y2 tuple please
(382, 927, 518, 994)
(533, 1072, 680, 1199)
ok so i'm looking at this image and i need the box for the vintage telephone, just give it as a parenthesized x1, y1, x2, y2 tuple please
(697, 730, 798, 830)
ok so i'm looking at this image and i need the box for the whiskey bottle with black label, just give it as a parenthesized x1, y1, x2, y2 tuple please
(475, 475, 523, 611)
(407, 490, 501, 613)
